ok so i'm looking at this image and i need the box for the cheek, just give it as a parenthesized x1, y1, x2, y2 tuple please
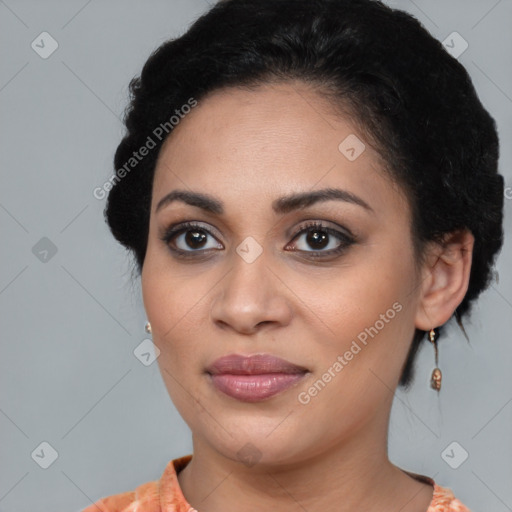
(290, 281, 416, 440)
(288, 247, 419, 390)
(141, 234, 212, 334)
(141, 264, 209, 422)
(142, 252, 191, 363)
(142, 268, 208, 356)
(291, 260, 410, 341)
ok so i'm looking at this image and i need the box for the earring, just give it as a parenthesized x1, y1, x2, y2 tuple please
(429, 328, 442, 391)
(145, 321, 152, 335)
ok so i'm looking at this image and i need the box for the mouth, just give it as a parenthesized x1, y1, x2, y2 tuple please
(205, 354, 309, 402)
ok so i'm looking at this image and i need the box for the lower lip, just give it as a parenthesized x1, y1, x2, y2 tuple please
(209, 373, 306, 402)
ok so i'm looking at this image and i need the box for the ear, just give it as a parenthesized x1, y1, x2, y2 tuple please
(415, 229, 475, 330)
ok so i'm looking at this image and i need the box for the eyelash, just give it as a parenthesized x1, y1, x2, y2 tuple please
(159, 220, 356, 260)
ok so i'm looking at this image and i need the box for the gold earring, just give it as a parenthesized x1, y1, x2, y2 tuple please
(145, 321, 152, 334)
(429, 328, 442, 391)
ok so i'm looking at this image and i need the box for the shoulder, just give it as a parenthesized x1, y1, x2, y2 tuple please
(429, 482, 472, 512)
(80, 480, 160, 512)
(79, 455, 193, 512)
(404, 471, 471, 512)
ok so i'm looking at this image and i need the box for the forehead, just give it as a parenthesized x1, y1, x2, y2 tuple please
(152, 81, 408, 218)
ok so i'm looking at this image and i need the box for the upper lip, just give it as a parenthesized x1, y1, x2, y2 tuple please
(206, 354, 308, 375)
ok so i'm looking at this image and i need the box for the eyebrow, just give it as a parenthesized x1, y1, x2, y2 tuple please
(155, 187, 373, 215)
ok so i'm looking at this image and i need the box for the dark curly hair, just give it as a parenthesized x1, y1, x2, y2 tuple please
(104, 0, 504, 387)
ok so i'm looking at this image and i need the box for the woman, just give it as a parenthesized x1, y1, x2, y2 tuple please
(83, 0, 504, 510)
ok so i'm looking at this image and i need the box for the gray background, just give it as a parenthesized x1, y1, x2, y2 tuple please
(0, 1, 511, 511)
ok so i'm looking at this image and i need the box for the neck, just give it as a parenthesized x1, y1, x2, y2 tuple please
(177, 413, 433, 512)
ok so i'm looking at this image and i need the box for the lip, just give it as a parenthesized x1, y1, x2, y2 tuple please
(206, 354, 308, 402)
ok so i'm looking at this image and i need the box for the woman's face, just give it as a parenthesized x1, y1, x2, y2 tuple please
(141, 81, 425, 467)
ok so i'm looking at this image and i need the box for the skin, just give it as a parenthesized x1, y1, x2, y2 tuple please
(141, 80, 474, 512)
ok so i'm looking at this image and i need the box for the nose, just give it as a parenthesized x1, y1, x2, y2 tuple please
(210, 249, 292, 335)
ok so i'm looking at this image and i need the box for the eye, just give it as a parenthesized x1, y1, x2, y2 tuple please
(285, 221, 355, 257)
(160, 220, 356, 260)
(160, 221, 223, 256)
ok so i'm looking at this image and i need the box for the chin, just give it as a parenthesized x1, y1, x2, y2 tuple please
(195, 414, 323, 469)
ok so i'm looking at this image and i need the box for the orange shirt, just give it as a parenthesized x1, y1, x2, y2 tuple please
(81, 455, 471, 512)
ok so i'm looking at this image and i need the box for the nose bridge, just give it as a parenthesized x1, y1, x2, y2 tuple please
(210, 239, 291, 332)
(224, 239, 273, 303)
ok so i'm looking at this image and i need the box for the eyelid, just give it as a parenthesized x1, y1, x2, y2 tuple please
(290, 219, 356, 240)
(159, 220, 224, 244)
